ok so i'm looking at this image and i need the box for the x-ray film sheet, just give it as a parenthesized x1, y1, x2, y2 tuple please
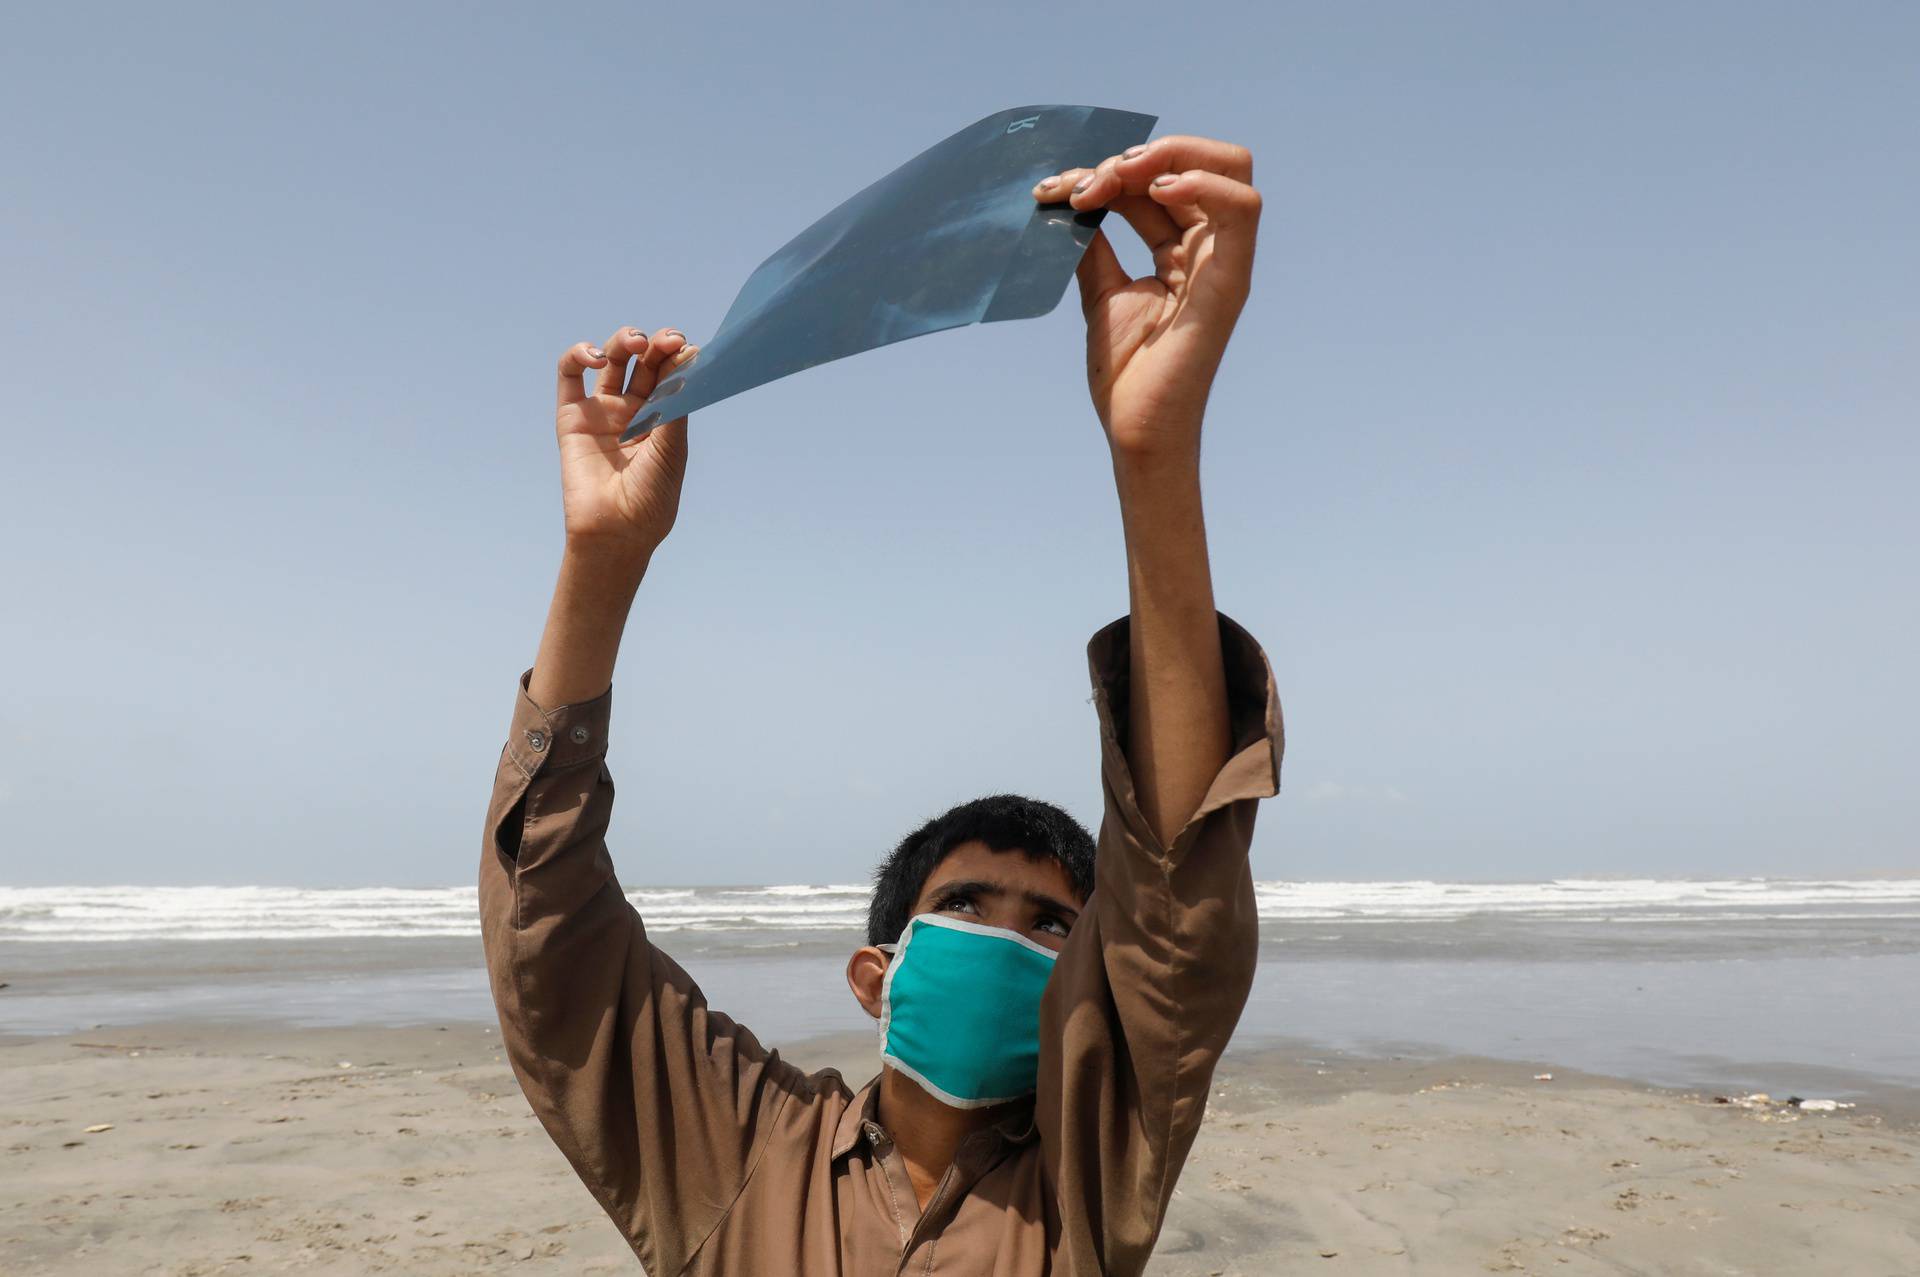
(623, 104, 1156, 439)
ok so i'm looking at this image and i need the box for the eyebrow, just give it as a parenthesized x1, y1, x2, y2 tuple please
(927, 878, 1082, 922)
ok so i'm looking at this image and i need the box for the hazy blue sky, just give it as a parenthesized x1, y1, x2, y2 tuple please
(3, 3, 1915, 887)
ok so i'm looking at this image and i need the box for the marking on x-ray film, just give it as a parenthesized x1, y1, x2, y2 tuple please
(1005, 115, 1040, 134)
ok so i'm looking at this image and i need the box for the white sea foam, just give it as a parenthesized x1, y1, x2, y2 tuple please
(0, 879, 1915, 944)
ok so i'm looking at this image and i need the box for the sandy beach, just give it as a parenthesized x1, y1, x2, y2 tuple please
(4, 1024, 1915, 1276)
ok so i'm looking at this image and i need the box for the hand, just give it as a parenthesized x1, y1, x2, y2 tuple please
(1033, 136, 1262, 463)
(553, 326, 698, 554)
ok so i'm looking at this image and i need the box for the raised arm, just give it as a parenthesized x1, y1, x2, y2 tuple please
(1053, 134, 1263, 846)
(1031, 137, 1283, 1275)
(480, 326, 806, 1274)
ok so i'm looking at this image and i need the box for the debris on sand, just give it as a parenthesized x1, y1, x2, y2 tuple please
(1786, 1097, 1851, 1113)
(1711, 1093, 1855, 1120)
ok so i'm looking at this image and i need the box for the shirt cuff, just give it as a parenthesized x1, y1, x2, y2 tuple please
(503, 670, 614, 777)
(1087, 612, 1285, 847)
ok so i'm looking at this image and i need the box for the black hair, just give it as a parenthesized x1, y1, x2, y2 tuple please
(866, 794, 1095, 948)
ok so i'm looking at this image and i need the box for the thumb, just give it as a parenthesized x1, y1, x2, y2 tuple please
(644, 416, 689, 475)
(1074, 230, 1130, 315)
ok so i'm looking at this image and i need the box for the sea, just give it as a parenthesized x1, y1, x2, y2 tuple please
(4, 879, 1917, 1101)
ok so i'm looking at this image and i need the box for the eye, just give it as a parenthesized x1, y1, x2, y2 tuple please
(940, 893, 980, 916)
(1034, 914, 1070, 938)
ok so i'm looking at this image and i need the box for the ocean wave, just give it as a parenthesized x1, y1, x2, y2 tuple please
(0, 879, 1915, 943)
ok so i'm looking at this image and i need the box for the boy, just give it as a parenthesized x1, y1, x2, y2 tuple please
(482, 134, 1281, 1275)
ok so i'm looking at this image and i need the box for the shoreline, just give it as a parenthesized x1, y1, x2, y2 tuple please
(9, 1012, 1918, 1126)
(6, 1022, 1918, 1274)
(9, 938, 1920, 1111)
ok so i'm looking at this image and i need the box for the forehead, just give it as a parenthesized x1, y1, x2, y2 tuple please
(915, 839, 1082, 907)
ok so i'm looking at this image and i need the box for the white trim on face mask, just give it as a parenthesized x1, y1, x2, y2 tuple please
(889, 911, 1063, 957)
(881, 1053, 1022, 1111)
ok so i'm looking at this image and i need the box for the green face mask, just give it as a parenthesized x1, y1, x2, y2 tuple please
(877, 914, 1059, 1109)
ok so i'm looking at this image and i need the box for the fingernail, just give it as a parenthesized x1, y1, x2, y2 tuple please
(587, 346, 604, 359)
(661, 329, 682, 339)
(1033, 177, 1056, 195)
(1152, 173, 1178, 188)
(1123, 145, 1147, 159)
(1072, 176, 1093, 194)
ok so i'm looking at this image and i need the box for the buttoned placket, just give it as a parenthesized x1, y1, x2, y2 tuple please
(864, 1119, 918, 1254)
(896, 1128, 1011, 1274)
(859, 1119, 1004, 1274)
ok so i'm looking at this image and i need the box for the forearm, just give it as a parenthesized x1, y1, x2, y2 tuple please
(1112, 443, 1232, 850)
(528, 540, 653, 709)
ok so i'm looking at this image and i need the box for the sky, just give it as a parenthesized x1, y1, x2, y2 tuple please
(2, 3, 1915, 887)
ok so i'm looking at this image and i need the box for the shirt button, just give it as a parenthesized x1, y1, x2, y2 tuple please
(569, 725, 591, 745)
(526, 730, 547, 752)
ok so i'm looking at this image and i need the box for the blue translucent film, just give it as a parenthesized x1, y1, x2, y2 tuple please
(623, 105, 1156, 439)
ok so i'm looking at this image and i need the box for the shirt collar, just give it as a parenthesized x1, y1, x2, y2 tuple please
(830, 1074, 1040, 1163)
(990, 1104, 1039, 1148)
(830, 1076, 885, 1162)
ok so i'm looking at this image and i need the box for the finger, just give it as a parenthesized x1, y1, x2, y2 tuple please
(1062, 159, 1183, 259)
(1115, 135, 1253, 185)
(1106, 192, 1182, 258)
(641, 328, 687, 372)
(642, 414, 689, 467)
(1034, 166, 1093, 205)
(1150, 170, 1263, 271)
(600, 326, 653, 396)
(1074, 229, 1130, 313)
(1032, 169, 1077, 203)
(587, 326, 638, 397)
(623, 346, 699, 442)
(1035, 156, 1179, 278)
(658, 339, 699, 384)
(1149, 169, 1263, 228)
(626, 328, 689, 402)
(1066, 156, 1127, 212)
(556, 340, 608, 407)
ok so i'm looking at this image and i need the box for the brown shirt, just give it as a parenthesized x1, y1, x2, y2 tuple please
(480, 614, 1283, 1276)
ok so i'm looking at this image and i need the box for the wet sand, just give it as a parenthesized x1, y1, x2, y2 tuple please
(3, 1024, 1916, 1275)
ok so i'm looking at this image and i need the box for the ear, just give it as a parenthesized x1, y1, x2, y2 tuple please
(845, 945, 889, 1020)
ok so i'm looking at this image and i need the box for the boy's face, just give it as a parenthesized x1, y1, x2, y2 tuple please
(844, 840, 1086, 1020)
(905, 840, 1083, 953)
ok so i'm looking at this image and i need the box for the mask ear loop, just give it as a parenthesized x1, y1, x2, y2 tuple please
(875, 920, 927, 1059)
(871, 942, 898, 1039)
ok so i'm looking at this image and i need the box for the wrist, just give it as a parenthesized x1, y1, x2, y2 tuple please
(561, 533, 657, 587)
(1110, 438, 1202, 501)
(528, 543, 650, 710)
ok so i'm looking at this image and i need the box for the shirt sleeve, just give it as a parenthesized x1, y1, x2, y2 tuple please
(478, 672, 810, 1275)
(1035, 613, 1283, 1276)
